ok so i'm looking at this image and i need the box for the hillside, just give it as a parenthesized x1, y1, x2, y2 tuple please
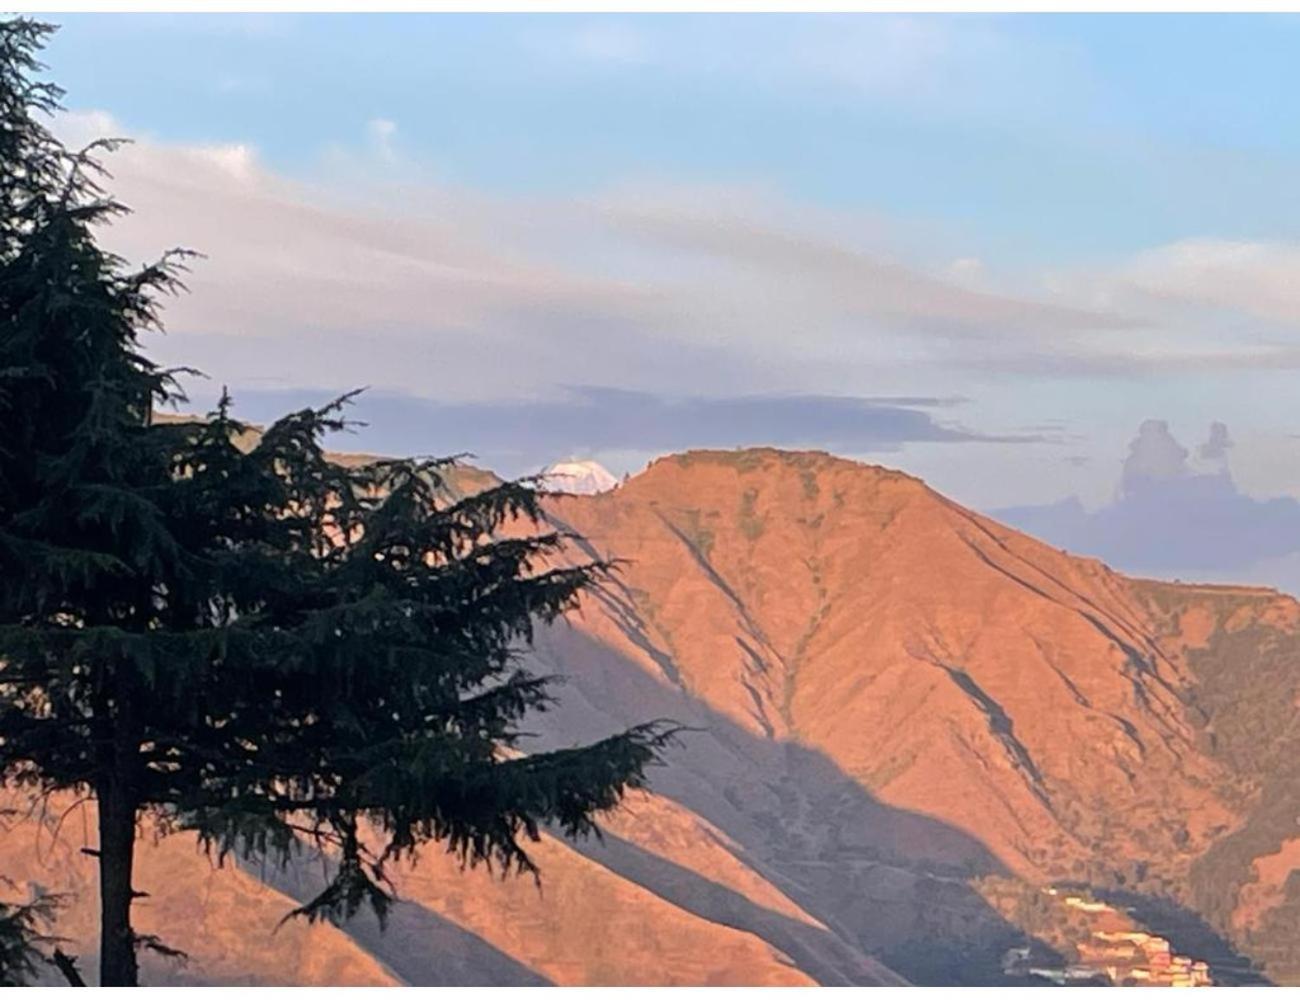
(3, 447, 1298, 984)
(533, 449, 1299, 983)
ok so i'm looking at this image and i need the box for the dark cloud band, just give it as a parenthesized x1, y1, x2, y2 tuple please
(184, 384, 1040, 477)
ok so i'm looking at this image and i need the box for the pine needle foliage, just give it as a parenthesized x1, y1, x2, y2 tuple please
(0, 19, 674, 986)
(0, 882, 62, 987)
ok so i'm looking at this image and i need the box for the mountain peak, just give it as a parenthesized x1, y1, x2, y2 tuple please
(541, 459, 620, 495)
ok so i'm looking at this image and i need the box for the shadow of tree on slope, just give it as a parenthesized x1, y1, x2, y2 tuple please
(528, 625, 1066, 985)
(567, 825, 902, 986)
(245, 856, 551, 986)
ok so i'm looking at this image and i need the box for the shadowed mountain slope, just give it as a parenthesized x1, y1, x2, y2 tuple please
(3, 446, 1297, 984)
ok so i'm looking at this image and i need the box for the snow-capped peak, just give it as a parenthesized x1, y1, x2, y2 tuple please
(541, 459, 620, 495)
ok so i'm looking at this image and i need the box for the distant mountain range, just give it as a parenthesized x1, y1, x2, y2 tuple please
(5, 447, 1299, 985)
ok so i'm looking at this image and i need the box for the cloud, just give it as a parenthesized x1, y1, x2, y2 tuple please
(52, 110, 673, 399)
(527, 15, 1089, 128)
(214, 74, 271, 96)
(569, 22, 652, 64)
(52, 108, 1143, 406)
(994, 420, 1300, 588)
(1121, 418, 1189, 494)
(600, 196, 1130, 340)
(793, 16, 968, 98)
(783, 14, 1087, 122)
(519, 19, 654, 67)
(1026, 238, 1300, 378)
(947, 256, 985, 286)
(366, 117, 398, 161)
(198, 385, 1039, 479)
(1122, 238, 1300, 327)
(952, 335, 1300, 380)
(1198, 421, 1232, 466)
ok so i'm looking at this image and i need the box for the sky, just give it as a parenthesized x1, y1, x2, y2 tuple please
(40, 13, 1300, 589)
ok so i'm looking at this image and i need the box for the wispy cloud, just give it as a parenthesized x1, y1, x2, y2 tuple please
(524, 15, 1090, 126)
(516, 18, 655, 70)
(1121, 238, 1300, 327)
(58, 102, 1300, 436)
(366, 117, 399, 162)
(1022, 238, 1300, 377)
(54, 108, 1145, 406)
(600, 194, 1132, 338)
(568, 21, 652, 65)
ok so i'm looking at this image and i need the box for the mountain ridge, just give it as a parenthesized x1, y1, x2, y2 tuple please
(3, 444, 1297, 984)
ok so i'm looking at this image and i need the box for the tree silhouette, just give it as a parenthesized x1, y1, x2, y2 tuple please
(0, 18, 672, 986)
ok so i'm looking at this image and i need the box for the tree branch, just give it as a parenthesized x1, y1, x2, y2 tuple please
(51, 949, 86, 987)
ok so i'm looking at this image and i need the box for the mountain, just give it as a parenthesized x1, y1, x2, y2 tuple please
(535, 449, 1299, 983)
(4, 447, 1299, 984)
(542, 459, 621, 495)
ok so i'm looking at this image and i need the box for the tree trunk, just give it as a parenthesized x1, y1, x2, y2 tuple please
(96, 786, 139, 987)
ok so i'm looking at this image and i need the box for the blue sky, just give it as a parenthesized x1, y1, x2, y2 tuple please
(48, 14, 1300, 259)
(40, 14, 1300, 587)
